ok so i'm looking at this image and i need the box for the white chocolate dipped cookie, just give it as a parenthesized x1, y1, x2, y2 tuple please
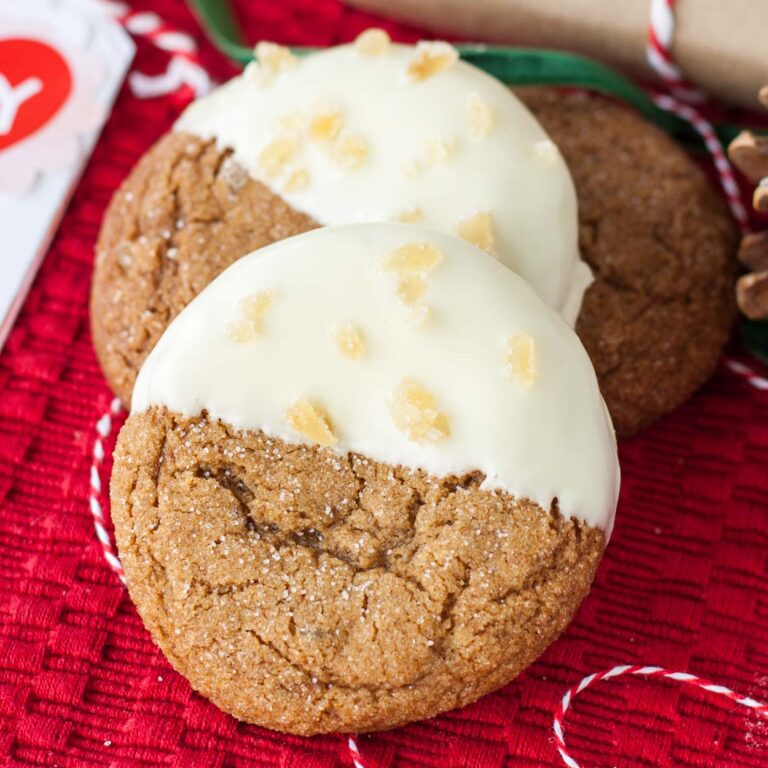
(176, 39, 588, 321)
(91, 34, 589, 407)
(111, 223, 619, 735)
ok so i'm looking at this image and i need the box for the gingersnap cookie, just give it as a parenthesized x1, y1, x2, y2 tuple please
(91, 35, 589, 407)
(515, 87, 738, 437)
(111, 224, 619, 735)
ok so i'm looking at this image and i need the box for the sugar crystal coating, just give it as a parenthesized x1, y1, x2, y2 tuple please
(354, 28, 391, 56)
(505, 333, 536, 387)
(390, 378, 450, 443)
(466, 93, 495, 139)
(406, 41, 458, 82)
(286, 399, 338, 447)
(227, 291, 275, 342)
(457, 211, 497, 256)
(332, 323, 365, 359)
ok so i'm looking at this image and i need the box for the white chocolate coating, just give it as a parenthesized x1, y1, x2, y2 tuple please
(175, 42, 591, 324)
(133, 224, 619, 532)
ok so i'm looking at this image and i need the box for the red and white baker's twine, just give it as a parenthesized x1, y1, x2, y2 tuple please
(98, 1, 212, 99)
(652, 93, 751, 234)
(90, 397, 126, 585)
(346, 665, 768, 768)
(647, 0, 707, 104)
(348, 736, 366, 768)
(647, 0, 751, 234)
(726, 358, 768, 391)
(553, 664, 768, 768)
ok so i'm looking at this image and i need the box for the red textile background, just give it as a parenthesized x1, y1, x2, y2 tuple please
(1, 1, 768, 766)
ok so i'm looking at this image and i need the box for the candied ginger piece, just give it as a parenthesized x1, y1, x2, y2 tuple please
(308, 104, 343, 142)
(383, 241, 443, 273)
(258, 134, 299, 180)
(396, 274, 427, 306)
(284, 168, 310, 192)
(390, 379, 449, 443)
(457, 211, 497, 256)
(505, 333, 536, 386)
(401, 160, 423, 178)
(396, 206, 423, 223)
(424, 136, 457, 165)
(255, 42, 297, 74)
(279, 112, 305, 131)
(286, 399, 338, 447)
(331, 133, 369, 169)
(355, 28, 391, 56)
(243, 61, 270, 86)
(466, 93, 495, 138)
(332, 323, 365, 359)
(228, 291, 274, 342)
(407, 41, 458, 81)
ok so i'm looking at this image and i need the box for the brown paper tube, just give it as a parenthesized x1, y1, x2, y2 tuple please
(345, 0, 768, 108)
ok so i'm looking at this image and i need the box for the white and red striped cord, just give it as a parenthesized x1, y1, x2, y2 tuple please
(553, 664, 768, 768)
(647, 0, 706, 104)
(646, 0, 751, 235)
(726, 358, 768, 391)
(348, 736, 366, 768)
(89, 397, 126, 584)
(652, 93, 751, 234)
(98, 0, 212, 99)
(351, 664, 768, 768)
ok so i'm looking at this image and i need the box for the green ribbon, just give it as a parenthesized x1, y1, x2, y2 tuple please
(742, 320, 768, 365)
(187, 0, 741, 146)
(186, 0, 767, 362)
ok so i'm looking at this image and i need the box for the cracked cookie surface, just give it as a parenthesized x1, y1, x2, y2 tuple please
(91, 89, 737, 435)
(111, 406, 605, 734)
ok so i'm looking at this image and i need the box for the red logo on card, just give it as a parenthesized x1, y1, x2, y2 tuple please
(0, 38, 72, 152)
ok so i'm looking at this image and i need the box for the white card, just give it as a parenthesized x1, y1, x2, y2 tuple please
(0, 0, 134, 349)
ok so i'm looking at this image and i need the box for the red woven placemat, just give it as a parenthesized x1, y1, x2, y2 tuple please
(1, 1, 767, 766)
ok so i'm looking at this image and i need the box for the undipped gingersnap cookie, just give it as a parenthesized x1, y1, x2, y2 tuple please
(111, 224, 619, 735)
(516, 87, 738, 437)
(91, 35, 737, 436)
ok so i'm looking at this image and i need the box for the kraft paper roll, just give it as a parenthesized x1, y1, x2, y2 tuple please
(345, 0, 768, 108)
